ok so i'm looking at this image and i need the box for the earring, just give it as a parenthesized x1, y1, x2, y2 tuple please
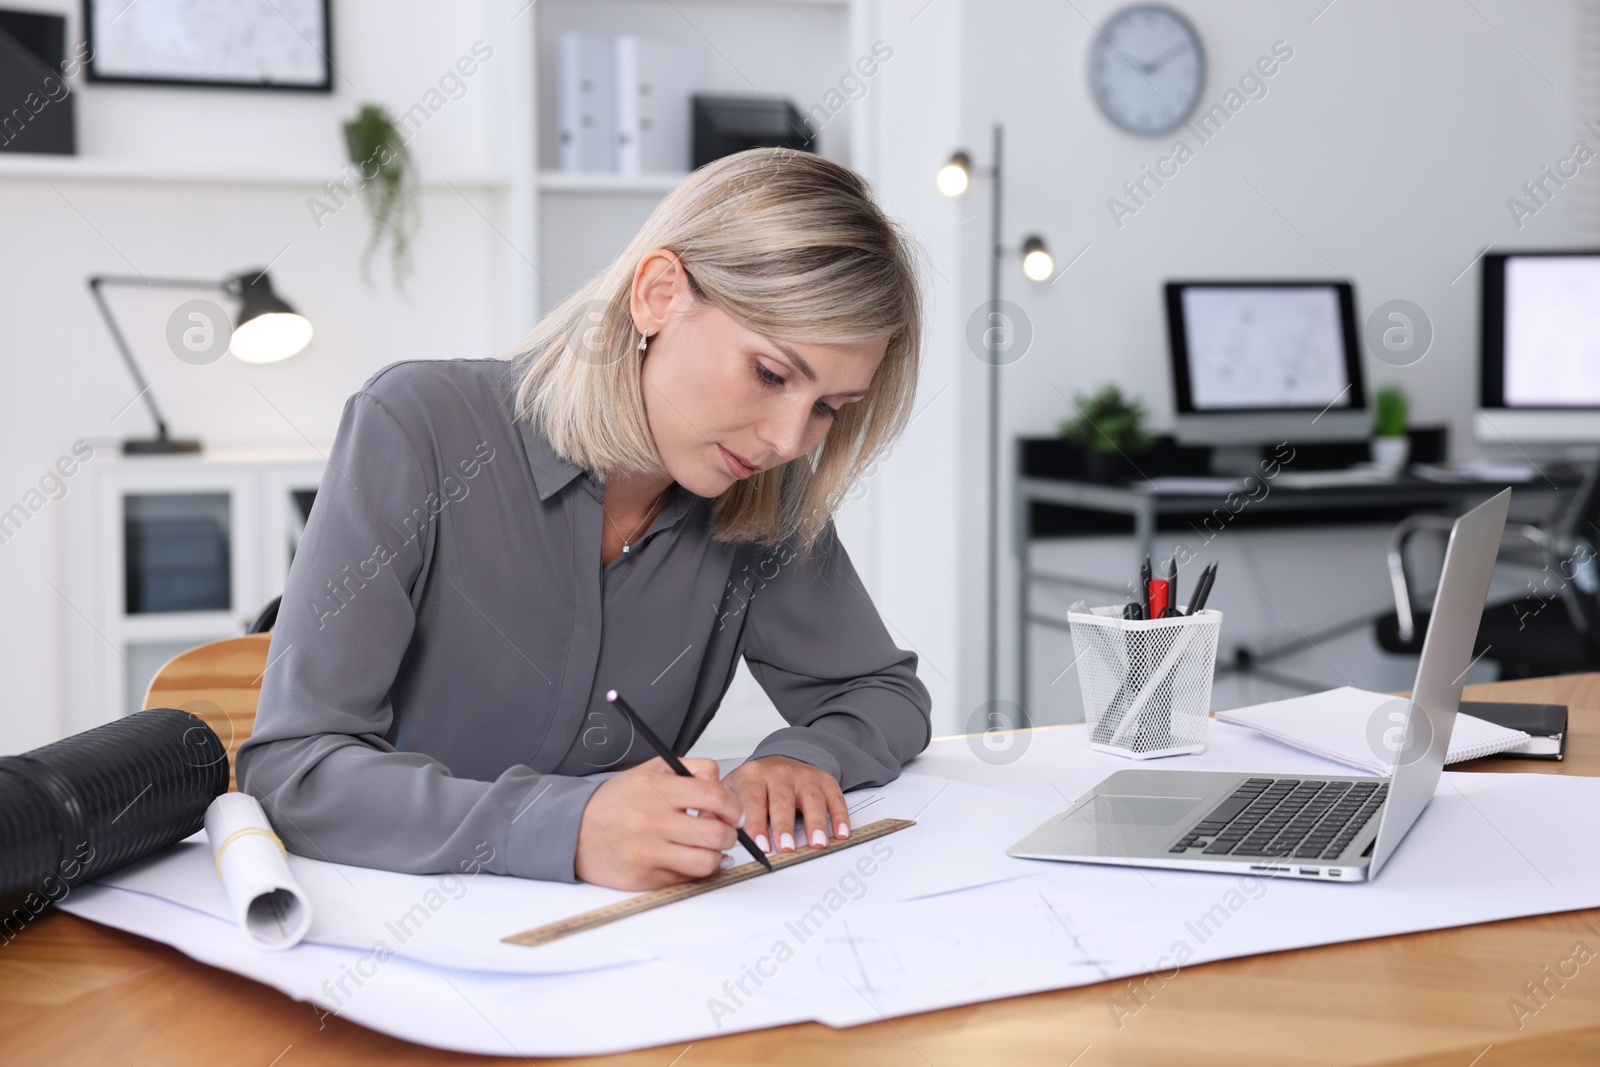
(637, 331, 649, 352)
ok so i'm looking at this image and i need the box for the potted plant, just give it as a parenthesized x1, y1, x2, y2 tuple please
(1057, 383, 1154, 482)
(1372, 385, 1410, 475)
(342, 103, 421, 295)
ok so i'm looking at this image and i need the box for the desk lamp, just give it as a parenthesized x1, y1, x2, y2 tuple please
(88, 269, 313, 454)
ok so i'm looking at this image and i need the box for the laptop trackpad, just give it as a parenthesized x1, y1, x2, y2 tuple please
(1008, 790, 1211, 859)
(1084, 795, 1204, 825)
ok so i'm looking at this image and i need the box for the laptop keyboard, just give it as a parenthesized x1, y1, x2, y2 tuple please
(1168, 777, 1389, 861)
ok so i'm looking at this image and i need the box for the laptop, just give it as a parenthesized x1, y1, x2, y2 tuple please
(1008, 488, 1511, 882)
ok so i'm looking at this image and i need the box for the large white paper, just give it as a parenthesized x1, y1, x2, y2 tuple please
(653, 771, 1600, 1029)
(58, 884, 813, 1057)
(647, 867, 1169, 1029)
(55, 723, 1600, 1057)
(100, 836, 651, 974)
(475, 774, 1059, 962)
(93, 773, 1052, 975)
(204, 792, 312, 950)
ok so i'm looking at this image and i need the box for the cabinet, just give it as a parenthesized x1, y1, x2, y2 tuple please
(63, 449, 324, 731)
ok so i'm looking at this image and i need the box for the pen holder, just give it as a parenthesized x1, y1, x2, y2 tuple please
(1067, 606, 1223, 759)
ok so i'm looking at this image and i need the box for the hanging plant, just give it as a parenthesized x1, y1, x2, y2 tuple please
(341, 103, 420, 295)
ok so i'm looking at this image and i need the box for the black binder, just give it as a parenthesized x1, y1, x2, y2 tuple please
(1459, 701, 1568, 760)
(0, 8, 76, 155)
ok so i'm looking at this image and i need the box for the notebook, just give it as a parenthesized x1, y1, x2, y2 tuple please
(1216, 686, 1532, 775)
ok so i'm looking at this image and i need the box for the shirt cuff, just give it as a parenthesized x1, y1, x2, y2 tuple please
(505, 774, 604, 883)
(746, 730, 845, 782)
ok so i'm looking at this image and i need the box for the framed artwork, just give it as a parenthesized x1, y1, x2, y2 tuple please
(84, 0, 333, 92)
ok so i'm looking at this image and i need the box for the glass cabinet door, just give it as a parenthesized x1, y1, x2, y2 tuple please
(122, 492, 232, 614)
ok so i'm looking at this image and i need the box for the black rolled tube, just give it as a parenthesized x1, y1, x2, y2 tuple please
(0, 708, 229, 918)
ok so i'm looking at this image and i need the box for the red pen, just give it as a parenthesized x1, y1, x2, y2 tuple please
(1147, 578, 1170, 619)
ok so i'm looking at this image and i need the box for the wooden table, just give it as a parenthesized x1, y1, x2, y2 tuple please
(4, 674, 1598, 1066)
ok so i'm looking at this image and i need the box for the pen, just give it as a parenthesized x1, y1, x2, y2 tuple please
(605, 690, 774, 872)
(1182, 562, 1213, 615)
(1139, 557, 1152, 619)
(1188, 562, 1218, 614)
(1147, 578, 1170, 620)
(1167, 556, 1178, 612)
(1190, 563, 1209, 614)
(1122, 601, 1144, 620)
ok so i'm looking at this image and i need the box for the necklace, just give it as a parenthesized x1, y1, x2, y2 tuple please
(603, 485, 670, 555)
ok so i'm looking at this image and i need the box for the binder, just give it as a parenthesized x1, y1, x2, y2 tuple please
(556, 31, 616, 173)
(1458, 701, 1568, 760)
(614, 35, 706, 175)
(0, 10, 76, 155)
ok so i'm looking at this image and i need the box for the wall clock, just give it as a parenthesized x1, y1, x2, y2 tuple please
(1089, 5, 1205, 136)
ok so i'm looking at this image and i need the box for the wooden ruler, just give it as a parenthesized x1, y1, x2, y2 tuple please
(502, 817, 915, 947)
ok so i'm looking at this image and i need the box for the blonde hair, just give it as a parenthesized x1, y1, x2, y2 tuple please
(503, 147, 927, 562)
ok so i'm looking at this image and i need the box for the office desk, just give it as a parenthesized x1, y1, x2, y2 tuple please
(3, 673, 1597, 1066)
(1015, 470, 1579, 713)
(1014, 470, 1571, 568)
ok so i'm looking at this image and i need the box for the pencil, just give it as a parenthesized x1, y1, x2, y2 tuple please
(605, 690, 774, 872)
(1186, 562, 1217, 615)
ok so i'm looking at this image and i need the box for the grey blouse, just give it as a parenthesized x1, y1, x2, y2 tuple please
(235, 358, 932, 883)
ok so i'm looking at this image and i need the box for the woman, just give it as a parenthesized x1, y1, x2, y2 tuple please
(237, 147, 933, 891)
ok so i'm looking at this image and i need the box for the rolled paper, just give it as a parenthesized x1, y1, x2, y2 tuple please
(0, 707, 228, 914)
(204, 792, 312, 951)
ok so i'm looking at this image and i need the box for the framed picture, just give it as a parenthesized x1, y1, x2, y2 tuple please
(84, 0, 333, 92)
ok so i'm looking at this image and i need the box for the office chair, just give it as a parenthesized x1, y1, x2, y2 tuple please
(247, 595, 281, 634)
(141, 633, 273, 792)
(1375, 462, 1600, 679)
(133, 594, 282, 790)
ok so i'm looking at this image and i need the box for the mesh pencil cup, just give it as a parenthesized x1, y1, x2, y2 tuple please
(1066, 606, 1223, 759)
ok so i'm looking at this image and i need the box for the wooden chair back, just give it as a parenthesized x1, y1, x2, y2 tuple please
(141, 633, 273, 793)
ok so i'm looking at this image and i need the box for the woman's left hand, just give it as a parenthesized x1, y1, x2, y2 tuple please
(723, 755, 851, 855)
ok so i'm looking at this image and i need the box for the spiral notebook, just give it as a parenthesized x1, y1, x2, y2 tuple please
(1216, 686, 1532, 775)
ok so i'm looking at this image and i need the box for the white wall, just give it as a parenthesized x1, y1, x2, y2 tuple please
(948, 0, 1596, 727)
(844, 0, 967, 734)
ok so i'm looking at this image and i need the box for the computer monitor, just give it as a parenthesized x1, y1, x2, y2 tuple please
(1165, 280, 1368, 446)
(1477, 250, 1600, 445)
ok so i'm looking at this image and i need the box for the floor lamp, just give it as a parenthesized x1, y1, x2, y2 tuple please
(938, 124, 1055, 723)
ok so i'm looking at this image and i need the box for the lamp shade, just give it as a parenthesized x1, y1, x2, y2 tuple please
(227, 271, 313, 364)
(1020, 235, 1054, 283)
(936, 150, 971, 198)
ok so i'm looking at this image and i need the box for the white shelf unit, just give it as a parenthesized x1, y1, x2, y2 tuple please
(63, 449, 325, 733)
(0, 153, 511, 188)
(536, 171, 689, 193)
(526, 0, 871, 317)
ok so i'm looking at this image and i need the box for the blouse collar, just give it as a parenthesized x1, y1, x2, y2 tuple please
(500, 361, 697, 530)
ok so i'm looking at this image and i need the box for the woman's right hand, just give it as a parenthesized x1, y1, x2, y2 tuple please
(573, 756, 746, 890)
